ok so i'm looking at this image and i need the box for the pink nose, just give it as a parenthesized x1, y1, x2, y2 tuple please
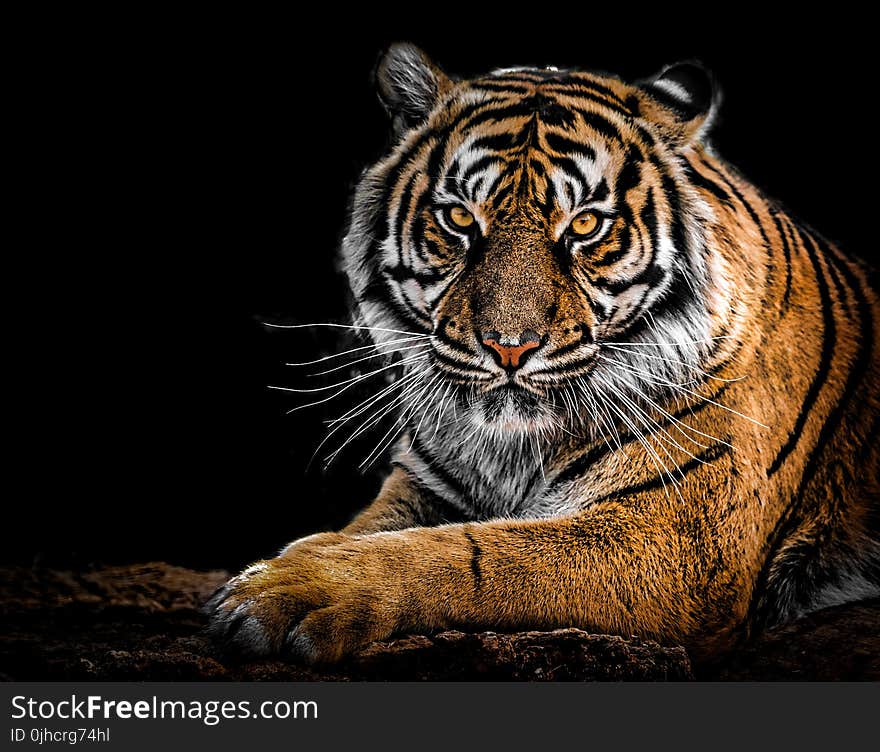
(481, 331, 542, 370)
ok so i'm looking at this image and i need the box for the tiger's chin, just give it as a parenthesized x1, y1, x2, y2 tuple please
(471, 384, 556, 435)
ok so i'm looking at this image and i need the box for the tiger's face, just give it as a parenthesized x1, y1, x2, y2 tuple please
(344, 45, 719, 436)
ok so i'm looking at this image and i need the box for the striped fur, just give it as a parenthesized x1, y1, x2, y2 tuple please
(208, 45, 879, 663)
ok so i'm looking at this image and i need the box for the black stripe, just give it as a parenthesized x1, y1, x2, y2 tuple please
(469, 132, 519, 152)
(431, 348, 484, 374)
(543, 86, 633, 118)
(703, 162, 779, 261)
(767, 229, 836, 477)
(575, 108, 624, 144)
(823, 248, 855, 319)
(543, 336, 589, 361)
(441, 176, 469, 203)
(460, 153, 503, 184)
(616, 143, 644, 194)
(390, 462, 469, 525)
(595, 225, 629, 267)
(597, 442, 732, 502)
(682, 162, 735, 209)
(555, 442, 619, 485)
(546, 155, 590, 199)
(591, 177, 609, 203)
(596, 262, 666, 295)
(395, 292, 433, 328)
(770, 212, 794, 310)
(382, 100, 512, 321)
(654, 156, 689, 264)
(641, 187, 659, 261)
(410, 215, 434, 264)
(543, 131, 598, 160)
(459, 102, 547, 133)
(481, 170, 506, 204)
(387, 147, 433, 257)
(529, 355, 596, 378)
(633, 122, 656, 147)
(594, 188, 659, 267)
(464, 529, 483, 589)
(582, 288, 609, 321)
(542, 76, 632, 110)
(490, 181, 514, 211)
(647, 268, 693, 324)
(471, 81, 533, 94)
(435, 328, 479, 358)
(410, 434, 469, 501)
(607, 286, 653, 334)
(705, 341, 742, 377)
(539, 178, 556, 217)
(820, 242, 874, 410)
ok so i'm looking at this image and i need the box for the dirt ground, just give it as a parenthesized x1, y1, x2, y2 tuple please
(1, 563, 877, 681)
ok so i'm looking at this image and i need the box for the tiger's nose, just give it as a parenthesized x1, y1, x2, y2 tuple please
(480, 329, 543, 371)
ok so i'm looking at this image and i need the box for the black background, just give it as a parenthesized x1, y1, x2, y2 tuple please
(12, 18, 875, 571)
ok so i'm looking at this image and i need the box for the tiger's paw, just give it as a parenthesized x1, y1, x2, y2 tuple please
(204, 533, 405, 663)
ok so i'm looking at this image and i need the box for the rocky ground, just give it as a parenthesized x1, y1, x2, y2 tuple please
(1, 563, 877, 681)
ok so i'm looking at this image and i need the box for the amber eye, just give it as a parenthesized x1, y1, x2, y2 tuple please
(569, 211, 600, 237)
(448, 206, 475, 229)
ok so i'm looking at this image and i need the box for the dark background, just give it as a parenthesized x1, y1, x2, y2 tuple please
(10, 19, 875, 571)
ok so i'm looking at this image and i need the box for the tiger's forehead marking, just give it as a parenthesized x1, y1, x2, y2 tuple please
(478, 68, 639, 116)
(433, 79, 631, 221)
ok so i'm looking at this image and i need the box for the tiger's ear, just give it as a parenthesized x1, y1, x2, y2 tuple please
(375, 43, 453, 136)
(636, 62, 719, 145)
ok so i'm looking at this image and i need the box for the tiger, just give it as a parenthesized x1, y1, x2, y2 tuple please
(206, 43, 880, 665)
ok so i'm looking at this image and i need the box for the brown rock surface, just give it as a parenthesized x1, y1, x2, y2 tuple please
(1, 563, 876, 681)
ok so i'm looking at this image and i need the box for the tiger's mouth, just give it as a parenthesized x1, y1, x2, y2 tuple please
(473, 383, 549, 432)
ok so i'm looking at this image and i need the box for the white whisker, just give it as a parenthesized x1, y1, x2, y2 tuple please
(601, 343, 746, 383)
(275, 354, 429, 413)
(323, 370, 431, 465)
(359, 373, 444, 470)
(264, 322, 434, 338)
(603, 335, 734, 348)
(285, 335, 430, 367)
(597, 353, 768, 429)
(272, 352, 429, 395)
(307, 342, 431, 377)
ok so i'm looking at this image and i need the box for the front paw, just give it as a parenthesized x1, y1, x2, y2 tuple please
(204, 535, 402, 663)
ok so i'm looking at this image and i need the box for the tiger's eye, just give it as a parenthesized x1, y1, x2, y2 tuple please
(570, 211, 600, 236)
(449, 206, 475, 228)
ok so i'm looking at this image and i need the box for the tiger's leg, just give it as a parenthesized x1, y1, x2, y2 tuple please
(207, 496, 749, 661)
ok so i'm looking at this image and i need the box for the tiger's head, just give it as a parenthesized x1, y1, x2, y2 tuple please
(343, 44, 724, 438)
